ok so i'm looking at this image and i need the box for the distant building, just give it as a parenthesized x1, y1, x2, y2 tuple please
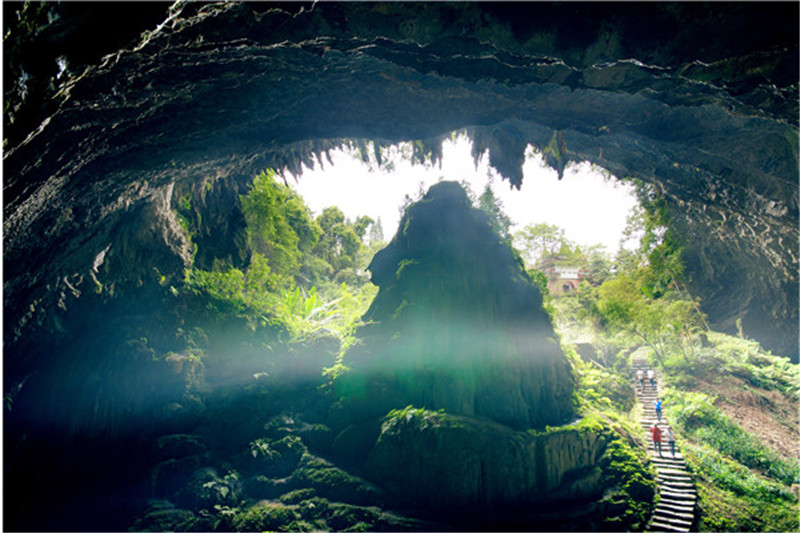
(541, 262, 583, 295)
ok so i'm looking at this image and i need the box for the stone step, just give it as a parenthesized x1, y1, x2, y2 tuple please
(659, 490, 697, 503)
(658, 483, 696, 493)
(633, 358, 696, 533)
(659, 494, 697, 504)
(658, 500, 696, 512)
(658, 474, 691, 482)
(653, 507, 695, 522)
(653, 503, 694, 512)
(647, 520, 689, 531)
(659, 488, 697, 498)
(656, 472, 693, 482)
(652, 516, 693, 530)
(653, 462, 688, 472)
(658, 478, 694, 487)
(651, 456, 685, 465)
(651, 457, 687, 467)
(652, 514, 694, 529)
(657, 479, 695, 489)
(649, 451, 683, 460)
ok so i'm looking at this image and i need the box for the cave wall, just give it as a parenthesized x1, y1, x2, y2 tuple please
(3, 1, 798, 393)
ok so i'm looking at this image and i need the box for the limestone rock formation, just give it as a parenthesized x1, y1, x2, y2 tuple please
(4, 2, 797, 366)
(336, 182, 575, 431)
(365, 407, 607, 509)
(1, 3, 796, 530)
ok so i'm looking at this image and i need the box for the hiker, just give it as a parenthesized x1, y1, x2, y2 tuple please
(654, 397, 663, 422)
(636, 369, 645, 390)
(647, 369, 656, 390)
(651, 423, 663, 455)
(663, 426, 676, 456)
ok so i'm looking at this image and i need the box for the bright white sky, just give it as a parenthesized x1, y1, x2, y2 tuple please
(287, 135, 639, 253)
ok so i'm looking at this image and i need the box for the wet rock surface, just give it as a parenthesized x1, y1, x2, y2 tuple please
(4, 2, 797, 364)
(2, 3, 797, 530)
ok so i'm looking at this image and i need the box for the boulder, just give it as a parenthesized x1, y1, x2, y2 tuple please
(366, 407, 607, 509)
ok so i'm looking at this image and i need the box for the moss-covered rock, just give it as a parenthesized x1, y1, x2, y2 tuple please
(364, 406, 653, 526)
(129, 500, 202, 532)
(336, 182, 576, 432)
(366, 406, 600, 508)
(154, 434, 207, 462)
(174, 467, 242, 512)
(231, 500, 301, 531)
(290, 453, 382, 506)
(249, 434, 308, 478)
(151, 455, 205, 499)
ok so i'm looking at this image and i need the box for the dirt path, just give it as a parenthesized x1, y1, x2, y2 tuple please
(632, 357, 697, 532)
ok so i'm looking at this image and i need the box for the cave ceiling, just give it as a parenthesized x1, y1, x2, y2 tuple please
(3, 2, 798, 357)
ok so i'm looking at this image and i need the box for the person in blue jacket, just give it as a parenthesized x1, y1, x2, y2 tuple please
(654, 397, 663, 422)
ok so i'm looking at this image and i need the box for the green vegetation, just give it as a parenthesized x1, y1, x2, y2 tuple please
(231, 501, 301, 531)
(180, 168, 382, 350)
(563, 345, 657, 530)
(654, 336, 800, 532)
(667, 390, 799, 486)
(540, 181, 798, 533)
(157, 168, 798, 533)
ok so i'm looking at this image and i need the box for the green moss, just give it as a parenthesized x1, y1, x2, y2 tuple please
(382, 405, 453, 432)
(231, 501, 299, 531)
(291, 453, 378, 505)
(599, 437, 657, 529)
(130, 503, 200, 532)
(279, 488, 317, 504)
(296, 496, 331, 520)
(326, 503, 381, 531)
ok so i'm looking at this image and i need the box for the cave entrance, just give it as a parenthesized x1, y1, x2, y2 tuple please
(286, 133, 642, 278)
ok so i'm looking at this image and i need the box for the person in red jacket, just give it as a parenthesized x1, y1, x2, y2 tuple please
(651, 423, 663, 456)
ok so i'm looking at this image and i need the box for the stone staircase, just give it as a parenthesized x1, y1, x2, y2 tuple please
(632, 357, 697, 532)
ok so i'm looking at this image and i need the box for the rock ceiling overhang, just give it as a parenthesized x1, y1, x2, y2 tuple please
(3, 2, 798, 355)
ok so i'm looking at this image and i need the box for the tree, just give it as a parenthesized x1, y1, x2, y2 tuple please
(353, 215, 374, 240)
(594, 272, 701, 365)
(579, 244, 614, 285)
(313, 207, 367, 281)
(477, 185, 512, 241)
(594, 192, 704, 365)
(513, 223, 570, 267)
(240, 169, 319, 279)
(368, 217, 385, 243)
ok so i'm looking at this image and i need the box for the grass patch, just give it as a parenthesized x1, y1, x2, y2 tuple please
(665, 389, 799, 485)
(682, 440, 798, 532)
